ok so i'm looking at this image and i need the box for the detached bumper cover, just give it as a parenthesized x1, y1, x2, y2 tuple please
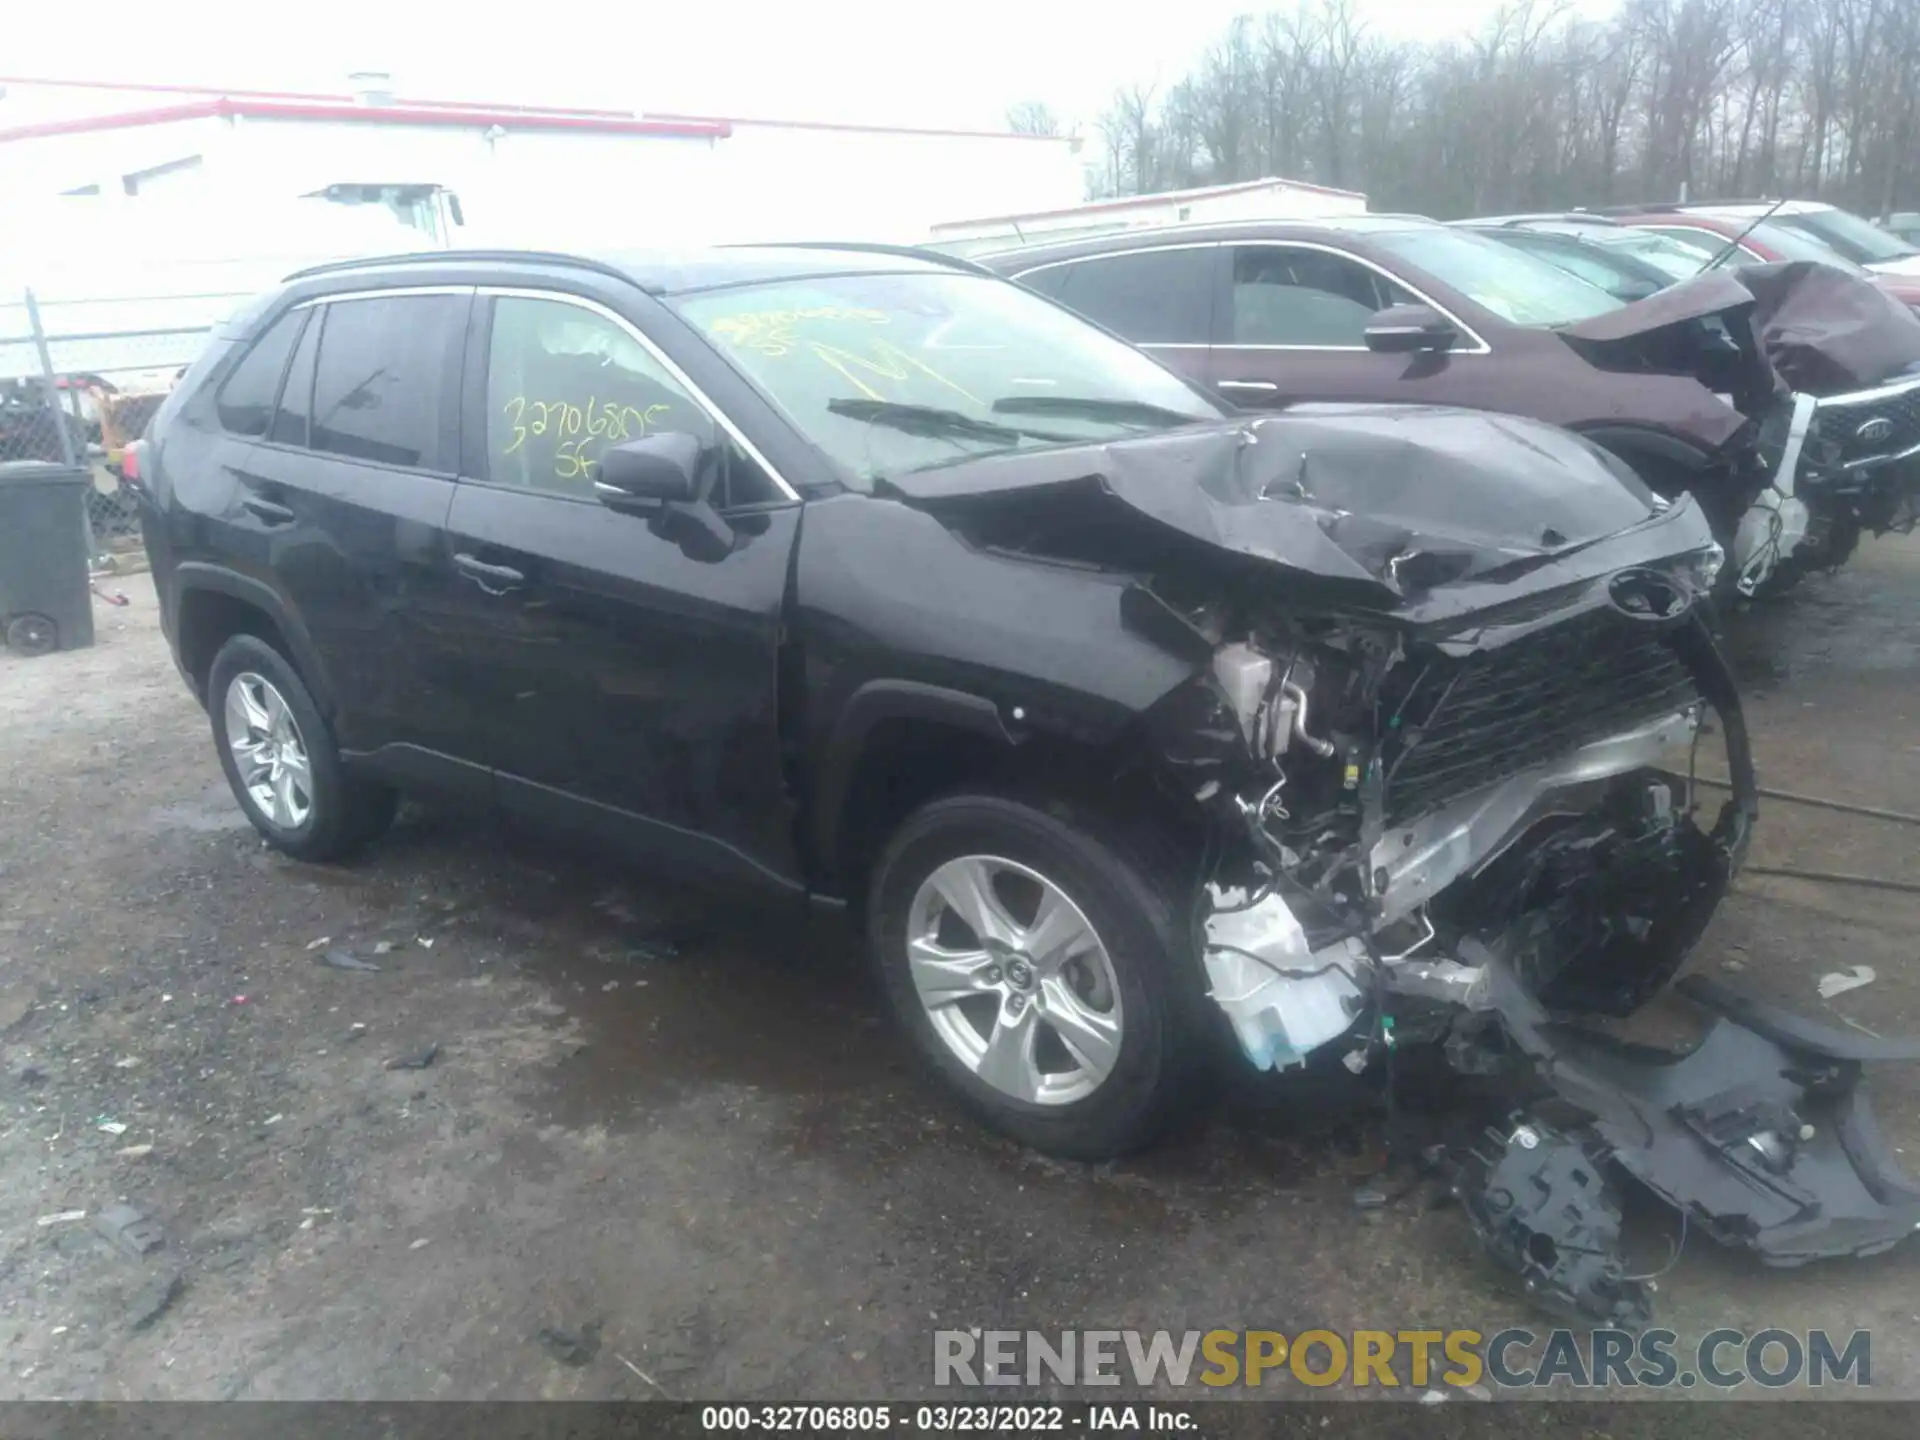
(1475, 959, 1920, 1273)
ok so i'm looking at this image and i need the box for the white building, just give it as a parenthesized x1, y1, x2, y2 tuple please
(0, 76, 1087, 250)
(0, 75, 1087, 383)
(928, 176, 1371, 255)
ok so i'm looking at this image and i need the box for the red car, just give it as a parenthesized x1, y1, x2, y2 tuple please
(1608, 208, 1920, 315)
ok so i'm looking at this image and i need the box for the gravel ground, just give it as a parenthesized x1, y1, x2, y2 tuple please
(1, 538, 1918, 1405)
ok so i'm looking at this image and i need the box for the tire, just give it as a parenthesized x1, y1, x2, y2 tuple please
(206, 633, 396, 861)
(868, 792, 1206, 1160)
(5, 614, 58, 657)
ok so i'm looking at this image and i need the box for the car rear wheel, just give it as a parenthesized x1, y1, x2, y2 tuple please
(207, 634, 396, 861)
(868, 793, 1205, 1159)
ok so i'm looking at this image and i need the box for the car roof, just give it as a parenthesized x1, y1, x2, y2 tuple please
(1683, 201, 1832, 218)
(1459, 213, 1623, 228)
(1610, 211, 1739, 229)
(974, 214, 1448, 266)
(282, 243, 989, 297)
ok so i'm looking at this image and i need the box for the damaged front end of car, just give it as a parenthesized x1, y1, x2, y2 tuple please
(1142, 528, 1753, 1079)
(925, 403, 1920, 1320)
(1561, 262, 1920, 595)
(884, 406, 1920, 1317)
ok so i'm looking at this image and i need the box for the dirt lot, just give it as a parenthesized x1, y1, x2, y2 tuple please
(2, 538, 1919, 1405)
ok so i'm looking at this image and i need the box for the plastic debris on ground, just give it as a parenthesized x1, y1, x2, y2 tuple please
(1456, 1119, 1653, 1327)
(127, 1273, 184, 1331)
(1817, 965, 1877, 999)
(1452, 959, 1920, 1322)
(537, 1322, 602, 1367)
(319, 949, 382, 973)
(95, 1203, 164, 1257)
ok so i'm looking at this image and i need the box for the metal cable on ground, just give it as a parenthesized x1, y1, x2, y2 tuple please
(1686, 776, 1920, 892)
(1740, 866, 1920, 896)
(1692, 775, 1920, 829)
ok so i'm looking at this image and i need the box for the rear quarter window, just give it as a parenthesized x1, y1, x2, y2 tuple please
(215, 310, 305, 436)
(1030, 248, 1214, 345)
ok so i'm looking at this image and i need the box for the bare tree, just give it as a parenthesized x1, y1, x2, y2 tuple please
(1065, 0, 1920, 217)
(1005, 101, 1062, 136)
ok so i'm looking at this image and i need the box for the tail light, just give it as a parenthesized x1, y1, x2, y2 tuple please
(121, 440, 144, 487)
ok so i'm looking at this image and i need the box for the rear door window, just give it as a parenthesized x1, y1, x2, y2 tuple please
(215, 310, 305, 436)
(310, 294, 466, 470)
(1035, 248, 1214, 345)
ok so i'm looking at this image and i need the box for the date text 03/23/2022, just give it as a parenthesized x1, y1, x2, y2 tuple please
(700, 1405, 1186, 1432)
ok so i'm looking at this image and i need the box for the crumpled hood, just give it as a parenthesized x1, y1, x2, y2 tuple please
(1559, 261, 1920, 396)
(879, 405, 1712, 616)
(1737, 260, 1920, 392)
(1559, 268, 1757, 343)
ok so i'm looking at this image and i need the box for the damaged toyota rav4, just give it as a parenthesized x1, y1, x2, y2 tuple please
(146, 247, 1768, 1176)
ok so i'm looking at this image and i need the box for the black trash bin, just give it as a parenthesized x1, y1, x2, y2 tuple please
(0, 461, 95, 657)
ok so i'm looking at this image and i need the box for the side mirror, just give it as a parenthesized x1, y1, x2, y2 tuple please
(1364, 303, 1459, 354)
(596, 433, 704, 512)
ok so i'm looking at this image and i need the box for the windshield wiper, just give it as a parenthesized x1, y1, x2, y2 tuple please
(991, 395, 1211, 428)
(825, 399, 1079, 446)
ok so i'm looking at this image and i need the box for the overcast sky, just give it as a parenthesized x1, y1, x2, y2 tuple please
(7, 0, 1620, 133)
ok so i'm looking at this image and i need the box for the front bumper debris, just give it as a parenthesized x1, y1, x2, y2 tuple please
(1457, 1118, 1653, 1327)
(1453, 957, 1920, 1319)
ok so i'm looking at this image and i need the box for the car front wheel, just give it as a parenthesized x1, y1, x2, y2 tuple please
(868, 793, 1205, 1159)
(207, 634, 396, 861)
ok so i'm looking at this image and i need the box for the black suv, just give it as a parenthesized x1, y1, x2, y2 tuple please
(139, 245, 1754, 1161)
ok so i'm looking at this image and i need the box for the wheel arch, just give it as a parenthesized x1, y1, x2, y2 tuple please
(172, 564, 335, 714)
(813, 678, 1203, 909)
(1573, 423, 1717, 490)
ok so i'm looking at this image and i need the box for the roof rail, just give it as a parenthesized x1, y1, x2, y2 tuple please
(726, 240, 999, 279)
(281, 248, 636, 285)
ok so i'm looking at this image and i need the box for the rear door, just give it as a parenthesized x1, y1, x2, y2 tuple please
(227, 287, 482, 777)
(442, 288, 805, 894)
(1201, 243, 1495, 409)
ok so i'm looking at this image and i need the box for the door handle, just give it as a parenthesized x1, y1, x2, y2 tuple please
(240, 494, 296, 526)
(1218, 379, 1280, 393)
(453, 552, 526, 595)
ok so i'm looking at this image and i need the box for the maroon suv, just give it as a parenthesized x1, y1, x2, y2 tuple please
(981, 217, 1920, 593)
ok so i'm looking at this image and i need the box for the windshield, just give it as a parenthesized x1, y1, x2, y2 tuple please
(1773, 208, 1919, 265)
(673, 272, 1226, 484)
(1735, 220, 1870, 271)
(1369, 228, 1621, 326)
(1589, 229, 1720, 280)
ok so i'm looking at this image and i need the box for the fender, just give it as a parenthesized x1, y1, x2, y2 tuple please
(810, 678, 1016, 886)
(170, 562, 338, 715)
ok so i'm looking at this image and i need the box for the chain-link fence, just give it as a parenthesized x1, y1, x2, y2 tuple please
(2, 286, 226, 551)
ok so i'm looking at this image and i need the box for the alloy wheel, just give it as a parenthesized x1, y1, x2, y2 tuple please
(224, 671, 314, 830)
(905, 854, 1124, 1106)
